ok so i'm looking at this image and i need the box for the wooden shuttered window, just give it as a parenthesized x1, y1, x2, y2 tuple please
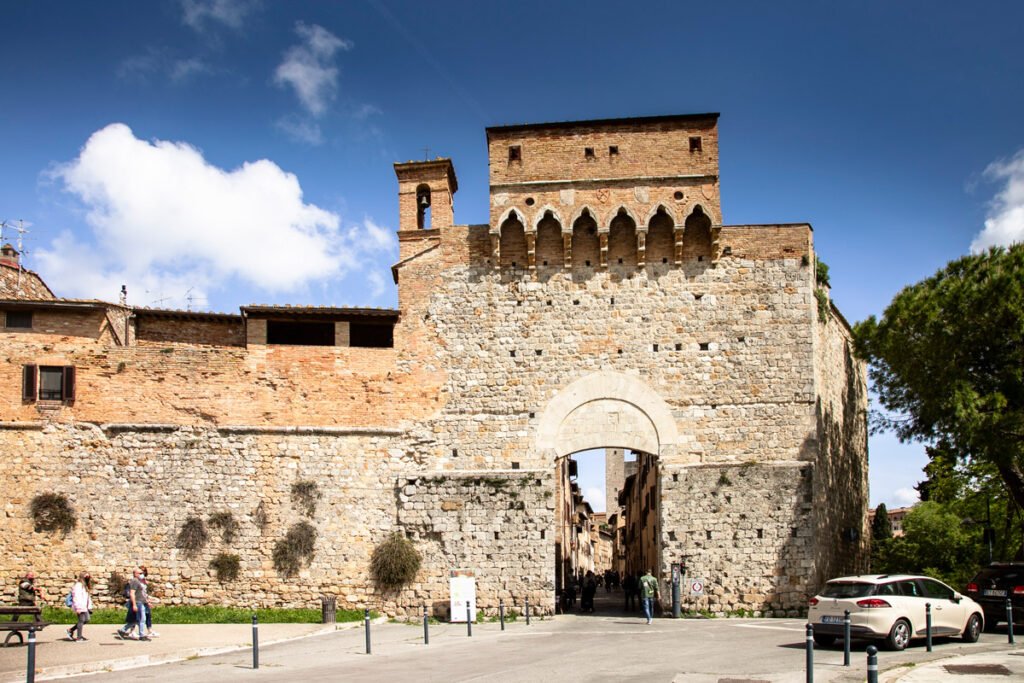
(22, 364, 37, 401)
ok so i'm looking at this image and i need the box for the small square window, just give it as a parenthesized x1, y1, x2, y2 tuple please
(508, 145, 521, 162)
(609, 145, 619, 156)
(4, 311, 32, 329)
(689, 136, 702, 152)
(584, 147, 595, 159)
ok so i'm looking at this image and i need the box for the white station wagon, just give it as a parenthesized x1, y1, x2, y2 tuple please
(807, 574, 984, 650)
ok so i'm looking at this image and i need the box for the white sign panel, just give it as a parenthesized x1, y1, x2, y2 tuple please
(449, 569, 476, 623)
(689, 578, 705, 596)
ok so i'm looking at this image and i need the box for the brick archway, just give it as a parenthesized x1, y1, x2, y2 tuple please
(537, 371, 679, 458)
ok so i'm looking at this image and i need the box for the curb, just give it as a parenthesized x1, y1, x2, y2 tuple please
(6, 620, 379, 682)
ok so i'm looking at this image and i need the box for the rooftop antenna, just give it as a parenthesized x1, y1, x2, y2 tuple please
(1, 219, 30, 295)
(422, 146, 431, 160)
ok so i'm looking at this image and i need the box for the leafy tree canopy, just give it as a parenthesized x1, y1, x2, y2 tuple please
(854, 245, 1024, 510)
(871, 503, 892, 541)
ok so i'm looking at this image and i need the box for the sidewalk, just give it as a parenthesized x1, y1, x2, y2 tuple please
(879, 646, 1024, 682)
(0, 620, 369, 682)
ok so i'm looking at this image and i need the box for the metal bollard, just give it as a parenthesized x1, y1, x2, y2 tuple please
(1008, 599, 1015, 644)
(805, 624, 814, 683)
(525, 597, 531, 625)
(364, 608, 372, 654)
(26, 629, 36, 683)
(866, 645, 878, 683)
(925, 602, 933, 652)
(423, 604, 429, 645)
(499, 599, 505, 631)
(251, 614, 259, 670)
(467, 602, 472, 637)
(843, 610, 851, 667)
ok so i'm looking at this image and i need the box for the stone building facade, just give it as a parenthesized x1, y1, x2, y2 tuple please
(0, 113, 868, 617)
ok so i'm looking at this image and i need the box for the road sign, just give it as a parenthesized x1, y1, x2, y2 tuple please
(689, 578, 705, 596)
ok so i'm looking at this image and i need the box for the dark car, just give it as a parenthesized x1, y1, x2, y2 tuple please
(965, 563, 1024, 631)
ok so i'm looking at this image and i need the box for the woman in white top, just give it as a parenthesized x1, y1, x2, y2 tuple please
(66, 572, 94, 641)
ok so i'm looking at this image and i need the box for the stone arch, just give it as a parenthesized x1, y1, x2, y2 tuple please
(499, 212, 528, 269)
(537, 371, 679, 458)
(683, 204, 713, 261)
(646, 206, 675, 266)
(571, 208, 599, 268)
(644, 203, 679, 227)
(496, 207, 527, 231)
(569, 205, 600, 229)
(608, 208, 638, 269)
(602, 205, 641, 232)
(535, 210, 564, 268)
(532, 205, 563, 232)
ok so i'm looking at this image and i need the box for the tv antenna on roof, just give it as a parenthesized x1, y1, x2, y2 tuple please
(422, 146, 431, 160)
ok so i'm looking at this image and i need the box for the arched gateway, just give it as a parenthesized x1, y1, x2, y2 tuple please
(1, 113, 868, 621)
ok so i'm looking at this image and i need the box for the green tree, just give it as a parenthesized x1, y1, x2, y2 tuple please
(854, 245, 1024, 512)
(873, 501, 979, 587)
(871, 503, 893, 540)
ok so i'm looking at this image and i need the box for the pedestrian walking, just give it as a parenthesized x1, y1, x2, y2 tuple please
(66, 572, 94, 641)
(623, 573, 637, 610)
(639, 568, 659, 625)
(117, 568, 149, 640)
(140, 566, 159, 637)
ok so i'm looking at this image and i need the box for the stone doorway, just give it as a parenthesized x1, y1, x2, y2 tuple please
(554, 447, 661, 617)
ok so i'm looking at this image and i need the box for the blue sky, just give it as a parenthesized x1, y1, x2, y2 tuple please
(2, 1, 1022, 509)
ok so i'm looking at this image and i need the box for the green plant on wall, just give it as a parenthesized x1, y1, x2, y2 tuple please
(176, 516, 209, 557)
(30, 493, 77, 535)
(291, 481, 321, 518)
(370, 532, 421, 590)
(207, 511, 239, 544)
(272, 521, 317, 577)
(209, 553, 241, 582)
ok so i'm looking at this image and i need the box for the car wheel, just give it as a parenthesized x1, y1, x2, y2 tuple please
(962, 613, 982, 643)
(813, 633, 836, 647)
(885, 619, 911, 651)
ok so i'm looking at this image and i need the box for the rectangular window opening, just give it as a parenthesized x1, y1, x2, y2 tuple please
(266, 320, 335, 346)
(508, 145, 521, 162)
(349, 322, 394, 348)
(38, 366, 75, 401)
(511, 461, 520, 470)
(689, 136, 702, 152)
(699, 342, 710, 351)
(609, 145, 619, 156)
(584, 147, 595, 159)
(4, 311, 32, 329)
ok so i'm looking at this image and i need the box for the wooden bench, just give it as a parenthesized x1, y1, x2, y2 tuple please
(0, 606, 49, 646)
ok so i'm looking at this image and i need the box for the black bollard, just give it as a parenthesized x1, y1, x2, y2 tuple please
(467, 602, 472, 637)
(251, 614, 259, 670)
(499, 599, 505, 631)
(423, 604, 429, 645)
(1008, 599, 1015, 644)
(526, 597, 531, 625)
(925, 602, 933, 652)
(843, 610, 851, 667)
(805, 624, 814, 683)
(866, 645, 878, 683)
(26, 629, 36, 683)
(364, 608, 372, 654)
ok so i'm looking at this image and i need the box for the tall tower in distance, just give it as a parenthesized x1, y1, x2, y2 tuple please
(605, 448, 625, 514)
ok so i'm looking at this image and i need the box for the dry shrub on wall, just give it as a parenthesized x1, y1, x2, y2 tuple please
(30, 493, 77, 535)
(208, 511, 239, 544)
(252, 501, 269, 533)
(291, 481, 321, 518)
(209, 553, 241, 582)
(272, 521, 317, 577)
(370, 533, 421, 590)
(108, 571, 128, 600)
(176, 516, 209, 557)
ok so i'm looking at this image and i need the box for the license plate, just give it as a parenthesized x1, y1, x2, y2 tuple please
(821, 615, 844, 624)
(983, 589, 1007, 597)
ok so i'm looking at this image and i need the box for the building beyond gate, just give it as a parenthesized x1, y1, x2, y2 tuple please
(0, 114, 868, 617)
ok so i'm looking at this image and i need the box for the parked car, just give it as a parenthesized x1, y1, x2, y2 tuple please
(807, 574, 984, 651)
(965, 562, 1024, 631)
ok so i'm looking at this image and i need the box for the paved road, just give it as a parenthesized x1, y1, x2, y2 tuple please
(75, 591, 1016, 683)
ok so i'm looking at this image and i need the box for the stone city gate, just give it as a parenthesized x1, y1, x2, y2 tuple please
(2, 113, 868, 618)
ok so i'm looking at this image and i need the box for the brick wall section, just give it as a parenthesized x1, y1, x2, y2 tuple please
(137, 316, 245, 347)
(0, 264, 55, 300)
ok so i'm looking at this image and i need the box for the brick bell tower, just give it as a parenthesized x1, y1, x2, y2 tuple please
(394, 158, 458, 235)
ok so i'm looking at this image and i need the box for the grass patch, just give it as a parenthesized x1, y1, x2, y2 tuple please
(42, 605, 374, 625)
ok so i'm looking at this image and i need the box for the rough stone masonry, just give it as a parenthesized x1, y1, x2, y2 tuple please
(0, 113, 868, 618)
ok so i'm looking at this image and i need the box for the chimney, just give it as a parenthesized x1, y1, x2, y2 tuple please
(0, 244, 20, 268)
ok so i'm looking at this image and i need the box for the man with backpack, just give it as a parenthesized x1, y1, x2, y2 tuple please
(116, 568, 149, 640)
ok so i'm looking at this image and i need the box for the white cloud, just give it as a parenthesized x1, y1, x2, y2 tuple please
(170, 58, 213, 83)
(275, 116, 324, 146)
(181, 0, 257, 31)
(274, 23, 351, 117)
(892, 487, 920, 508)
(584, 486, 607, 513)
(366, 270, 387, 299)
(971, 149, 1024, 252)
(43, 123, 394, 307)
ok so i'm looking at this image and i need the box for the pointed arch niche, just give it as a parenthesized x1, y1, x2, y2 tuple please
(646, 206, 675, 266)
(499, 211, 528, 269)
(571, 209, 600, 269)
(535, 211, 564, 268)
